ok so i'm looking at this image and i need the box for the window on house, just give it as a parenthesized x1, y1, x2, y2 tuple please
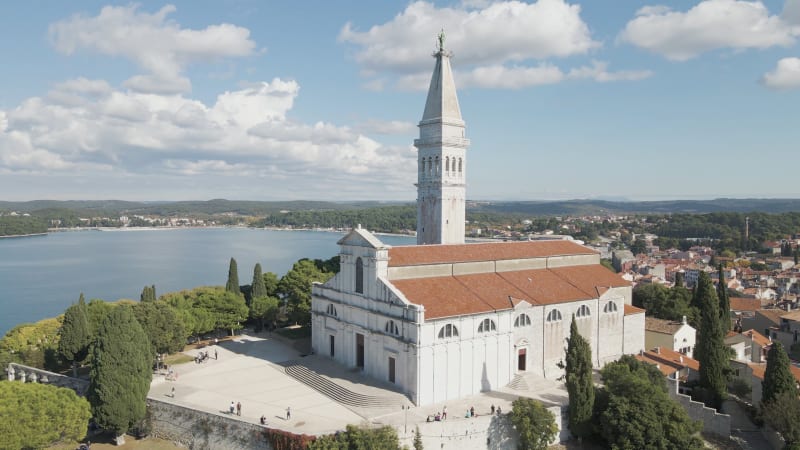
(576, 305, 591, 318)
(385, 320, 400, 336)
(355, 257, 364, 294)
(477, 318, 497, 333)
(326, 304, 337, 317)
(546, 309, 562, 322)
(603, 301, 618, 313)
(514, 314, 532, 327)
(438, 324, 459, 339)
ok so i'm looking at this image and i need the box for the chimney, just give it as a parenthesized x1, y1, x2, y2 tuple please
(679, 356, 684, 364)
(682, 315, 687, 325)
(357, 224, 362, 229)
(655, 347, 660, 354)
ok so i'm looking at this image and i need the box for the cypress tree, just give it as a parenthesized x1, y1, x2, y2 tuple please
(140, 285, 156, 302)
(252, 263, 267, 299)
(87, 307, 152, 445)
(58, 294, 91, 377)
(717, 264, 731, 333)
(413, 425, 423, 450)
(565, 315, 594, 439)
(695, 271, 728, 409)
(675, 272, 685, 288)
(762, 342, 797, 406)
(226, 257, 240, 294)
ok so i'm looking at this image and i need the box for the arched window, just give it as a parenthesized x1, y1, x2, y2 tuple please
(438, 324, 459, 339)
(326, 304, 338, 317)
(603, 301, 618, 313)
(477, 318, 497, 333)
(445, 156, 450, 173)
(355, 257, 364, 294)
(514, 314, 532, 327)
(428, 157, 433, 176)
(419, 159, 425, 174)
(458, 158, 463, 173)
(385, 320, 400, 336)
(546, 309, 562, 322)
(576, 305, 591, 318)
(435, 156, 440, 175)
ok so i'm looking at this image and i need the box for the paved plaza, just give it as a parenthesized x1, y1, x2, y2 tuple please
(148, 332, 568, 437)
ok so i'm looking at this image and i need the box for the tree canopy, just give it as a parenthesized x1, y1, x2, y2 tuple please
(279, 258, 335, 324)
(597, 355, 702, 450)
(762, 392, 800, 450)
(226, 257, 240, 294)
(762, 341, 798, 407)
(0, 382, 91, 449)
(307, 424, 400, 450)
(251, 263, 268, 300)
(694, 271, 728, 409)
(87, 306, 152, 441)
(132, 301, 186, 356)
(509, 397, 559, 450)
(565, 316, 594, 439)
(633, 283, 697, 326)
(58, 296, 91, 377)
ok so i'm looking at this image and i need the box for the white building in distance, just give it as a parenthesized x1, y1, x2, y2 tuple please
(310, 36, 645, 406)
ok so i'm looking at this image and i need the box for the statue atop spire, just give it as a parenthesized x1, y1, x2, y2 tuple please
(438, 29, 445, 52)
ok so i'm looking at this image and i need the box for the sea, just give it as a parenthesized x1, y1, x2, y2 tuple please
(0, 228, 415, 336)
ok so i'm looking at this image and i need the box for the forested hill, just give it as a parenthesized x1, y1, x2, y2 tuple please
(2, 198, 800, 220)
(471, 198, 800, 215)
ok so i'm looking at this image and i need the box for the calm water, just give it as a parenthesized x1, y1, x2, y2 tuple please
(0, 228, 414, 336)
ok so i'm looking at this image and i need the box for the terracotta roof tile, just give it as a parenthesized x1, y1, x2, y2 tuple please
(742, 329, 772, 348)
(757, 309, 785, 325)
(391, 265, 631, 320)
(748, 363, 800, 384)
(730, 297, 761, 312)
(637, 347, 699, 375)
(645, 317, 685, 335)
(387, 240, 595, 267)
(624, 304, 645, 316)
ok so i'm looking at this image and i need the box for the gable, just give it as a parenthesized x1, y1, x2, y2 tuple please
(336, 227, 388, 249)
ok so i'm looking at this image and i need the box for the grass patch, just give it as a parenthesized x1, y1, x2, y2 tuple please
(276, 325, 311, 340)
(164, 353, 195, 366)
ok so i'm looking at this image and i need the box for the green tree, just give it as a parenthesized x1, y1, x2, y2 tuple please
(132, 301, 186, 357)
(0, 317, 63, 371)
(413, 425, 423, 450)
(630, 238, 647, 255)
(226, 257, 240, 294)
(762, 341, 798, 406)
(675, 272, 685, 288)
(279, 258, 335, 324)
(252, 263, 267, 299)
(87, 307, 152, 445)
(263, 271, 280, 297)
(717, 264, 731, 333)
(0, 382, 91, 449)
(140, 284, 156, 302)
(509, 397, 558, 450)
(694, 271, 728, 409)
(86, 298, 115, 336)
(762, 392, 800, 450)
(633, 283, 696, 325)
(307, 424, 400, 450)
(250, 295, 280, 331)
(600, 258, 616, 273)
(195, 288, 249, 335)
(598, 355, 703, 450)
(58, 295, 91, 377)
(565, 316, 594, 439)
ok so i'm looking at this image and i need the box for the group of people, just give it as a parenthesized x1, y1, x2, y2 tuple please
(195, 349, 217, 363)
(426, 404, 502, 422)
(229, 401, 242, 416)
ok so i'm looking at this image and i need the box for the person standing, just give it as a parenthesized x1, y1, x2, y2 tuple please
(237, 402, 242, 416)
(442, 405, 447, 420)
(215, 349, 218, 360)
(286, 406, 291, 420)
(230, 401, 235, 414)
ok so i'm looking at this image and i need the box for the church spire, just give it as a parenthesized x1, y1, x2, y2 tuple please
(421, 30, 463, 125)
(415, 30, 469, 245)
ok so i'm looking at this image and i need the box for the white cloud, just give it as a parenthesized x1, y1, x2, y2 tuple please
(567, 61, 654, 82)
(49, 4, 256, 93)
(0, 78, 415, 195)
(762, 57, 800, 89)
(341, 1, 650, 90)
(619, 0, 797, 61)
(355, 119, 417, 135)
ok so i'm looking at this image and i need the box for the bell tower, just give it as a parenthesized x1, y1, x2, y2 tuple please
(415, 31, 469, 245)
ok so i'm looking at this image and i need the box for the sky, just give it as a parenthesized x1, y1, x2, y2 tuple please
(0, 0, 798, 202)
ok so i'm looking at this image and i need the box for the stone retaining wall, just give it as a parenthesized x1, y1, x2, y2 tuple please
(667, 378, 730, 437)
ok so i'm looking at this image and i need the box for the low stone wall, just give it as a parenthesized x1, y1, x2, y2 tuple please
(5, 363, 89, 395)
(147, 397, 273, 450)
(395, 405, 563, 450)
(667, 379, 730, 437)
(761, 424, 785, 450)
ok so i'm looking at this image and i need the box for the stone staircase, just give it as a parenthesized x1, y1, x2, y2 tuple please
(283, 363, 409, 409)
(507, 374, 530, 391)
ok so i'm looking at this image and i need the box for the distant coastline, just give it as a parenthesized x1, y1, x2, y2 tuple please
(0, 232, 48, 239)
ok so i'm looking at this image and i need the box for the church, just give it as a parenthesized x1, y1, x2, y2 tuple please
(310, 37, 645, 407)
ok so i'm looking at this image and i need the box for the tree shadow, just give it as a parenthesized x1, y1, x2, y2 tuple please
(486, 414, 516, 450)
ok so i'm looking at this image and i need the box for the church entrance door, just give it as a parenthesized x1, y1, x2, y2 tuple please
(329, 335, 335, 357)
(356, 333, 365, 369)
(388, 357, 395, 383)
(518, 348, 526, 371)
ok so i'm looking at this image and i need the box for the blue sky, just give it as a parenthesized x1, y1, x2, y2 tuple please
(0, 0, 798, 202)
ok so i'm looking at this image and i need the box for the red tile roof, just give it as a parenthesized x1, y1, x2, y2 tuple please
(624, 304, 646, 316)
(391, 265, 629, 320)
(730, 297, 761, 312)
(387, 240, 596, 267)
(742, 329, 771, 348)
(636, 347, 699, 376)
